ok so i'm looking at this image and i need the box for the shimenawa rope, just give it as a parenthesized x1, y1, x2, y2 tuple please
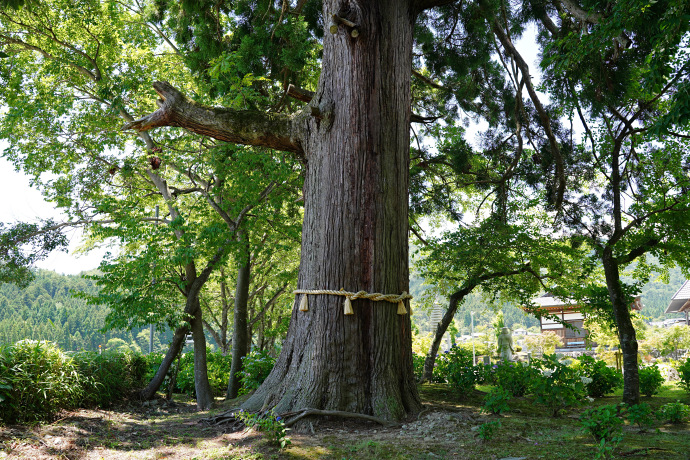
(293, 288, 412, 315)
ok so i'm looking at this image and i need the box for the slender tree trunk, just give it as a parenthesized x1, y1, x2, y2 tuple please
(602, 248, 640, 405)
(422, 291, 466, 382)
(190, 298, 214, 410)
(140, 324, 189, 400)
(227, 232, 251, 399)
(242, 1, 420, 420)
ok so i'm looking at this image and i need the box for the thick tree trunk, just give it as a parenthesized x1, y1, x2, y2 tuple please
(602, 248, 640, 405)
(242, 1, 421, 420)
(227, 232, 251, 399)
(126, 0, 422, 423)
(190, 298, 214, 410)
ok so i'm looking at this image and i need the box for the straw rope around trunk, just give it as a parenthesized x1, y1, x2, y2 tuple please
(293, 289, 413, 315)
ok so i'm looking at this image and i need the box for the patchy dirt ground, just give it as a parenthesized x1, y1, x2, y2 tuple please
(1, 387, 689, 460)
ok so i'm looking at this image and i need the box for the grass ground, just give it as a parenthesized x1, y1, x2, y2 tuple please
(0, 383, 688, 459)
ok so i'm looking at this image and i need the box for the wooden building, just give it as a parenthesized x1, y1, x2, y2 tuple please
(665, 280, 690, 325)
(530, 293, 643, 349)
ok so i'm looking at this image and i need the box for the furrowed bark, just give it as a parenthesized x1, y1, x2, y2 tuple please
(127, 0, 422, 422)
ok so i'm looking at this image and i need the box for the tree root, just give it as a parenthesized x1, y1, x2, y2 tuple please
(280, 408, 395, 428)
(199, 407, 396, 431)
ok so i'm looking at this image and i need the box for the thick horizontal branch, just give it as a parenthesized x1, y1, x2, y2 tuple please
(123, 81, 304, 155)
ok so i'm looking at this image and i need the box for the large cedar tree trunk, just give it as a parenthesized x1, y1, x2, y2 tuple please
(125, 0, 425, 421)
(242, 1, 421, 420)
(602, 248, 640, 405)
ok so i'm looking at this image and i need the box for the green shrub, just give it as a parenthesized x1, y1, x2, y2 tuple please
(530, 354, 588, 417)
(657, 401, 690, 424)
(412, 353, 425, 381)
(477, 420, 501, 441)
(487, 361, 537, 397)
(580, 404, 623, 459)
(677, 358, 690, 392)
(623, 403, 655, 429)
(236, 409, 291, 449)
(639, 365, 665, 397)
(575, 355, 623, 398)
(436, 346, 481, 394)
(238, 350, 276, 395)
(482, 386, 511, 415)
(177, 350, 232, 397)
(0, 340, 83, 424)
(72, 350, 148, 407)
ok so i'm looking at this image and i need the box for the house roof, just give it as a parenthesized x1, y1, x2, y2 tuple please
(532, 293, 575, 308)
(665, 280, 690, 314)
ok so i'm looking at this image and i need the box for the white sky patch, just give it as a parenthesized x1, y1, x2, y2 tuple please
(0, 145, 106, 275)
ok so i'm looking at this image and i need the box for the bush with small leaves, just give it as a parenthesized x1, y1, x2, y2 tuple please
(530, 354, 588, 416)
(482, 386, 511, 415)
(238, 350, 276, 395)
(477, 420, 501, 441)
(639, 364, 665, 397)
(176, 349, 232, 396)
(580, 404, 623, 459)
(412, 353, 425, 381)
(657, 401, 690, 424)
(623, 403, 655, 429)
(575, 355, 623, 398)
(677, 358, 690, 393)
(236, 409, 291, 448)
(487, 361, 538, 397)
(436, 346, 482, 394)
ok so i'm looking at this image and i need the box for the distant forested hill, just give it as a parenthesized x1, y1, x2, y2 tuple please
(0, 270, 171, 351)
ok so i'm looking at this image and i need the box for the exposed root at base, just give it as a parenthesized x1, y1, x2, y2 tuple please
(199, 407, 396, 430)
(281, 408, 395, 427)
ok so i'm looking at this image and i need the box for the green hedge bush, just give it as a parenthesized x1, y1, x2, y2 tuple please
(176, 350, 232, 397)
(72, 350, 149, 407)
(0, 340, 83, 424)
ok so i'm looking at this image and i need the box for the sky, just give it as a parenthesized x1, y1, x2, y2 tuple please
(0, 150, 107, 275)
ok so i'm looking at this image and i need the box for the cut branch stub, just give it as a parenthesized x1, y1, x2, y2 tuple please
(329, 14, 359, 37)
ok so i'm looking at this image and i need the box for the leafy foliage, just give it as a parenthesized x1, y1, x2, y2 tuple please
(623, 403, 655, 429)
(580, 405, 624, 459)
(435, 346, 482, 394)
(477, 420, 502, 442)
(485, 361, 537, 397)
(657, 401, 690, 424)
(639, 365, 665, 397)
(0, 221, 67, 287)
(0, 340, 82, 423)
(482, 386, 511, 415)
(677, 358, 690, 393)
(574, 355, 623, 398)
(235, 409, 291, 449)
(530, 354, 588, 417)
(237, 350, 276, 396)
(176, 350, 232, 397)
(72, 350, 149, 408)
